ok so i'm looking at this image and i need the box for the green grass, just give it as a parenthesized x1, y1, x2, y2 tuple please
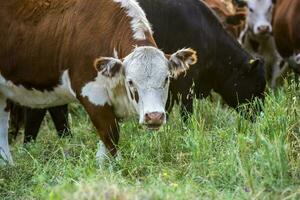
(1, 82, 300, 200)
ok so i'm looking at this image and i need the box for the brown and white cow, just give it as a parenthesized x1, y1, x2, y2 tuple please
(0, 0, 197, 165)
(273, 0, 300, 73)
(239, 0, 284, 88)
(203, 0, 246, 38)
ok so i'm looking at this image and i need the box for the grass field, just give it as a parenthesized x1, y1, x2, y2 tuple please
(1, 81, 300, 200)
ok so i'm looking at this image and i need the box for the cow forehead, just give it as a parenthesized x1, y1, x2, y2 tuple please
(124, 47, 169, 83)
(248, 0, 272, 11)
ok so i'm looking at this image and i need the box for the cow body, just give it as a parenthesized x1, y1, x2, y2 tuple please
(0, 0, 196, 165)
(273, 0, 300, 73)
(239, 0, 284, 88)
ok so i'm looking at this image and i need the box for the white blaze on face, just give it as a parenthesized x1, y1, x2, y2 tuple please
(123, 46, 169, 124)
(247, 0, 274, 35)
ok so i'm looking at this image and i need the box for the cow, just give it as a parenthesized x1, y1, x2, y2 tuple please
(273, 0, 300, 74)
(0, 0, 197, 165)
(239, 0, 285, 88)
(203, 0, 247, 38)
(8, 0, 267, 144)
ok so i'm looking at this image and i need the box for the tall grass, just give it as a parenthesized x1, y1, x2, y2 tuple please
(0, 82, 299, 200)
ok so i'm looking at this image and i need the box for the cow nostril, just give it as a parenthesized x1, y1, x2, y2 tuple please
(258, 25, 270, 33)
(144, 112, 165, 123)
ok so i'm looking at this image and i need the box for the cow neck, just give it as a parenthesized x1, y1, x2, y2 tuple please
(212, 31, 250, 90)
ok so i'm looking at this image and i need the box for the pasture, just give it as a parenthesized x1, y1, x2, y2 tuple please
(1, 81, 299, 200)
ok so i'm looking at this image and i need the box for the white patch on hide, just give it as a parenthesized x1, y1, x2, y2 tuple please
(113, 0, 152, 40)
(80, 70, 123, 107)
(113, 48, 119, 59)
(0, 70, 77, 108)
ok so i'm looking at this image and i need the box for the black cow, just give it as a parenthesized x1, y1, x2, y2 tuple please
(11, 0, 266, 141)
(139, 0, 265, 119)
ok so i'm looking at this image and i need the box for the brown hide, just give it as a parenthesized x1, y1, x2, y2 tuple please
(273, 0, 300, 58)
(203, 0, 246, 38)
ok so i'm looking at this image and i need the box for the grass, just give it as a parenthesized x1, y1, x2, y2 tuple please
(0, 81, 300, 200)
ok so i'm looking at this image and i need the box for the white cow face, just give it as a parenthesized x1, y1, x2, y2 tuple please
(247, 0, 275, 36)
(94, 46, 197, 130)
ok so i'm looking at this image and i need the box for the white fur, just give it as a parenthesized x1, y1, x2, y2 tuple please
(113, 0, 152, 40)
(96, 141, 109, 165)
(81, 77, 111, 106)
(80, 68, 136, 118)
(0, 70, 77, 108)
(0, 98, 13, 165)
(113, 48, 119, 59)
(247, 0, 274, 35)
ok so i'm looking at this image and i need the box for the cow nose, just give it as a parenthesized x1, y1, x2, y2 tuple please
(144, 112, 165, 128)
(257, 25, 270, 34)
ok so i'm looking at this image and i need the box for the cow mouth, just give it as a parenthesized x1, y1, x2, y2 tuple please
(145, 124, 162, 130)
(256, 31, 272, 37)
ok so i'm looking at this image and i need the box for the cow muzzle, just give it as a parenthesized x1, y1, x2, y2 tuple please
(144, 112, 165, 130)
(256, 25, 272, 36)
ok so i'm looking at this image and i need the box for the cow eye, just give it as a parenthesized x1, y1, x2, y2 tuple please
(164, 77, 169, 86)
(249, 8, 254, 12)
(128, 80, 134, 87)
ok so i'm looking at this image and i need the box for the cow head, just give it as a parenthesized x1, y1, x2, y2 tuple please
(246, 0, 275, 36)
(94, 46, 197, 130)
(218, 58, 266, 109)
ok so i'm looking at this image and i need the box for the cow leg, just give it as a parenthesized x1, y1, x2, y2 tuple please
(79, 98, 119, 163)
(0, 97, 13, 165)
(48, 105, 71, 138)
(270, 61, 282, 89)
(24, 108, 47, 143)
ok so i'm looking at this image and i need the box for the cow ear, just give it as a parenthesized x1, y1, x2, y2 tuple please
(167, 48, 197, 78)
(226, 13, 246, 25)
(94, 57, 123, 77)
